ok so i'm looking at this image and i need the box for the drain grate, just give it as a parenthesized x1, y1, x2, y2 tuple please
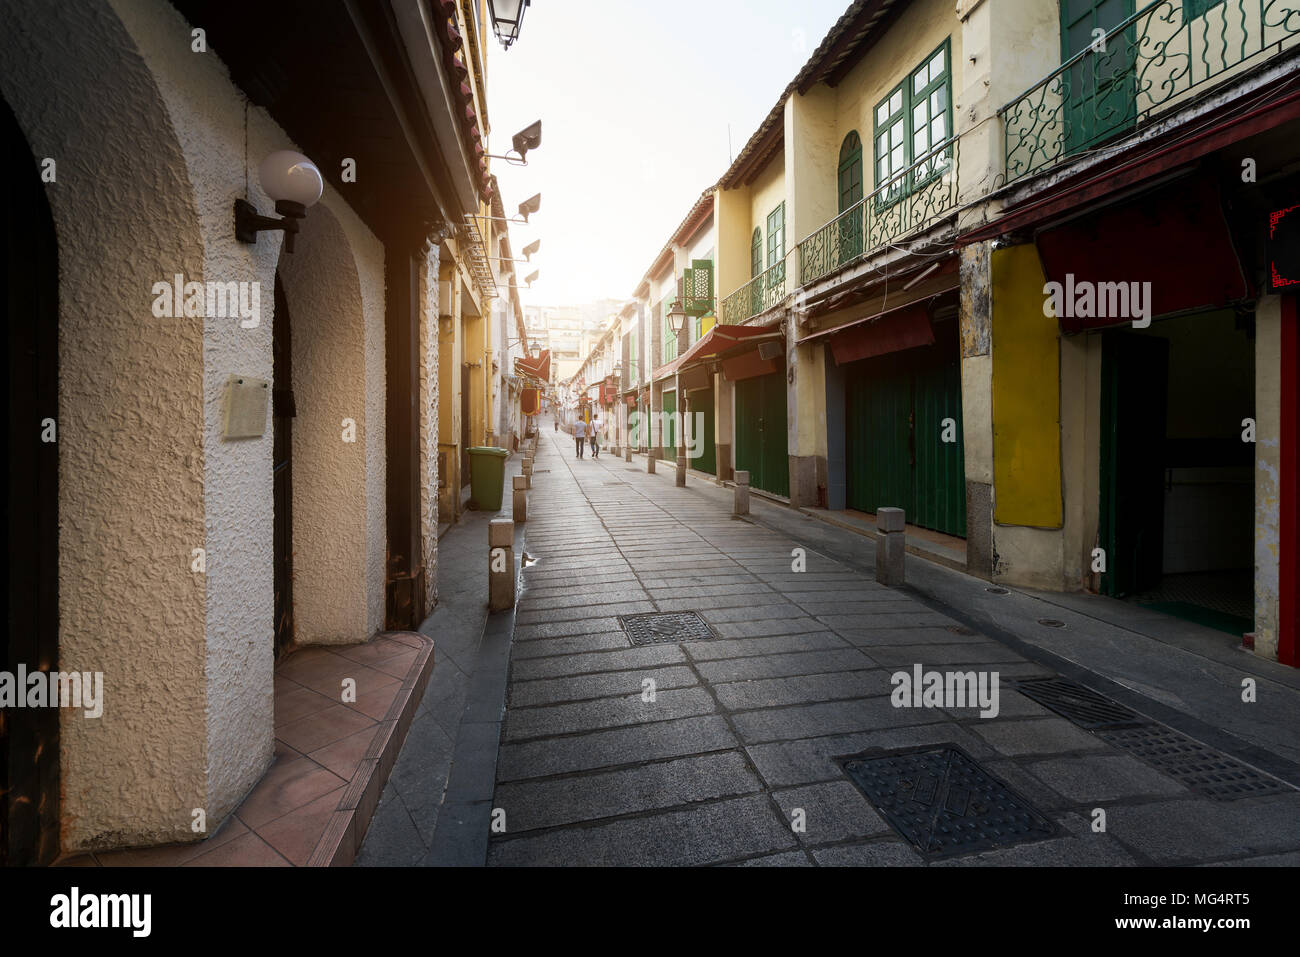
(840, 745, 1058, 859)
(1017, 678, 1296, 800)
(1014, 677, 1145, 730)
(618, 612, 715, 646)
(1097, 726, 1294, 800)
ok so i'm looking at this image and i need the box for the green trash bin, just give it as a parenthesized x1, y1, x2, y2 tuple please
(467, 446, 509, 511)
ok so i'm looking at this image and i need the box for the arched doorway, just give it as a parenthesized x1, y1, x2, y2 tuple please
(2, 95, 59, 866)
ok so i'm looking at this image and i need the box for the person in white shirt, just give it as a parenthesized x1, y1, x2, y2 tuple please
(573, 417, 587, 458)
(589, 416, 602, 458)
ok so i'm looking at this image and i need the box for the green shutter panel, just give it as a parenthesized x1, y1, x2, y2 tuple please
(684, 259, 713, 317)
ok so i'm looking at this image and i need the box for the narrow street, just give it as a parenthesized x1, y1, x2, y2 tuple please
(478, 428, 1300, 866)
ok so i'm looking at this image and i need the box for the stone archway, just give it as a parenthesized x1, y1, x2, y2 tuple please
(0, 1, 208, 852)
(275, 202, 387, 647)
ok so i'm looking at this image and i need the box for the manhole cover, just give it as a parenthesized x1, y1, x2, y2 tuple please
(619, 612, 714, 646)
(986, 587, 1009, 595)
(533, 469, 551, 474)
(945, 625, 976, 636)
(840, 745, 1058, 859)
(1014, 677, 1144, 729)
(1097, 726, 1295, 800)
(1037, 618, 1066, 628)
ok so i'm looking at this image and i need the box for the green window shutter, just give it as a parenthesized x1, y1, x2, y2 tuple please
(684, 259, 713, 316)
(751, 228, 762, 278)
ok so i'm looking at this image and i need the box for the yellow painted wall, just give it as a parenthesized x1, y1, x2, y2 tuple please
(832, 0, 961, 190)
(992, 244, 1062, 528)
(750, 153, 786, 259)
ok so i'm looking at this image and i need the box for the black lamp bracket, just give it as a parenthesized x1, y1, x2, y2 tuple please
(235, 198, 308, 253)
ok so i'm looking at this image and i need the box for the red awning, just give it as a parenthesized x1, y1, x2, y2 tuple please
(515, 349, 551, 381)
(798, 299, 938, 365)
(1036, 175, 1250, 332)
(651, 324, 783, 381)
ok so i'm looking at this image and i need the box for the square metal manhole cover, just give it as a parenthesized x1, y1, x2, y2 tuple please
(1097, 726, 1295, 800)
(840, 745, 1059, 859)
(618, 612, 714, 646)
(1014, 676, 1145, 729)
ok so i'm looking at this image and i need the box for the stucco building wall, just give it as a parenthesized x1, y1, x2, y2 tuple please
(1, 0, 393, 851)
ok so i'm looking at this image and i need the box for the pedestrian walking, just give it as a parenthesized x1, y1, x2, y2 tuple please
(589, 417, 601, 458)
(573, 417, 587, 458)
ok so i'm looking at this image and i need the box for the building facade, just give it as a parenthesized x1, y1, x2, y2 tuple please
(570, 0, 1299, 669)
(1, 0, 535, 865)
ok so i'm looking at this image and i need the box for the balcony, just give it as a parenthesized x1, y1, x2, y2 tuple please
(1002, 0, 1300, 185)
(797, 136, 959, 288)
(720, 259, 787, 325)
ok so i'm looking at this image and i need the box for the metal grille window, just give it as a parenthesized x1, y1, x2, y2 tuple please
(873, 39, 952, 202)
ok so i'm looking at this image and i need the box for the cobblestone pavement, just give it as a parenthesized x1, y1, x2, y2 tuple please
(486, 430, 1300, 867)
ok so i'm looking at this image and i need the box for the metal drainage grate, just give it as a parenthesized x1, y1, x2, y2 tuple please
(619, 612, 715, 646)
(1014, 676, 1145, 730)
(1097, 726, 1295, 800)
(986, 587, 1009, 595)
(840, 745, 1058, 859)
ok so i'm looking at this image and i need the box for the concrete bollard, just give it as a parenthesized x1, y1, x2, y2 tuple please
(624, 445, 632, 463)
(676, 453, 687, 487)
(521, 458, 533, 490)
(734, 470, 750, 516)
(512, 475, 527, 524)
(875, 507, 906, 586)
(647, 450, 655, 474)
(488, 519, 515, 611)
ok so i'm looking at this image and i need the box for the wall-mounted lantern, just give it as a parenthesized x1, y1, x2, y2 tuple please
(234, 150, 323, 254)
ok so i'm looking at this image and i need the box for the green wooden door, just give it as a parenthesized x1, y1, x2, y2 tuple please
(735, 371, 789, 497)
(1099, 331, 1169, 596)
(690, 387, 716, 475)
(845, 342, 966, 537)
(1061, 0, 1135, 154)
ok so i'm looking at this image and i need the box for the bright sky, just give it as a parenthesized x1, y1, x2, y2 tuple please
(487, 0, 850, 309)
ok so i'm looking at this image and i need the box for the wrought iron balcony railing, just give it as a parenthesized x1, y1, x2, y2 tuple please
(720, 259, 788, 325)
(1002, 0, 1300, 185)
(797, 136, 959, 288)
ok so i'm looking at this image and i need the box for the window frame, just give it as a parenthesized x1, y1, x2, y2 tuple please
(750, 228, 763, 279)
(871, 38, 953, 206)
(765, 202, 785, 272)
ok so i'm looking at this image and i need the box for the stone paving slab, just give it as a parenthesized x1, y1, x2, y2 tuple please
(495, 715, 738, 783)
(477, 431, 1300, 867)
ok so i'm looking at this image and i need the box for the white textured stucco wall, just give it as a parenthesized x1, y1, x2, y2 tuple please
(2, 0, 392, 850)
(278, 206, 386, 646)
(1, 0, 208, 849)
(111, 0, 281, 834)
